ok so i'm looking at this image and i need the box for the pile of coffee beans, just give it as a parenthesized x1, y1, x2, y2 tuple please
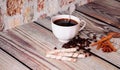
(62, 35, 93, 54)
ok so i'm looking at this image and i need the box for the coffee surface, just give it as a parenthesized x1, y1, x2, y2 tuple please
(54, 19, 78, 26)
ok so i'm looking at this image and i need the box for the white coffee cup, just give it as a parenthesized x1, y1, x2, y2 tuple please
(51, 15, 86, 43)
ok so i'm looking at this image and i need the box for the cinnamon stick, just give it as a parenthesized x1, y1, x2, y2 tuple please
(108, 32, 120, 38)
(91, 34, 113, 46)
(106, 40, 117, 52)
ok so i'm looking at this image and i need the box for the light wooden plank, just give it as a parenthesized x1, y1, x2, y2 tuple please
(0, 22, 119, 70)
(76, 0, 120, 28)
(0, 49, 29, 70)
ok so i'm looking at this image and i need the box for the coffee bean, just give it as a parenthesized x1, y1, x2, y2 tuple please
(83, 51, 87, 53)
(89, 54, 92, 56)
(93, 34, 97, 40)
(94, 40, 97, 42)
(77, 48, 80, 51)
(54, 47, 57, 50)
(86, 48, 91, 52)
(85, 54, 87, 57)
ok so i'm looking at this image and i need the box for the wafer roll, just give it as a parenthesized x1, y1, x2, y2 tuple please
(46, 54, 76, 62)
(72, 52, 80, 57)
(60, 48, 77, 52)
(58, 52, 73, 57)
(46, 54, 62, 59)
(61, 57, 77, 62)
(46, 54, 57, 58)
(78, 54, 86, 58)
(48, 48, 77, 54)
(55, 56, 62, 59)
(57, 52, 80, 57)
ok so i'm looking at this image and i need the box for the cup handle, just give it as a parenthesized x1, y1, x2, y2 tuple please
(79, 20, 86, 31)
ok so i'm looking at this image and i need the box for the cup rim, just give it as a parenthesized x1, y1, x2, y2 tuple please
(51, 15, 80, 28)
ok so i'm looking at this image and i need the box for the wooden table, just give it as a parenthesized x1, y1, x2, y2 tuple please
(0, 1, 120, 70)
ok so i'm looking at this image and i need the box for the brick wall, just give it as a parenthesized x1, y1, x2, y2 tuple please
(0, 0, 94, 31)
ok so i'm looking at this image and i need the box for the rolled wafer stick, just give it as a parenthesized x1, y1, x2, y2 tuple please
(72, 52, 80, 57)
(47, 50, 60, 54)
(57, 52, 80, 57)
(55, 56, 63, 59)
(47, 51, 81, 57)
(46, 53, 76, 62)
(60, 48, 77, 52)
(61, 57, 77, 62)
(46, 54, 57, 58)
(78, 54, 86, 58)
(59, 52, 88, 59)
(58, 52, 73, 57)
(46, 54, 63, 59)
(48, 48, 77, 54)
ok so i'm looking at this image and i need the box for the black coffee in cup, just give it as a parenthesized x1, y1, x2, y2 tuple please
(54, 19, 78, 26)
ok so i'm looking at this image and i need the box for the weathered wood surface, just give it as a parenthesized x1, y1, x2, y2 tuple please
(76, 0, 120, 28)
(0, 49, 29, 70)
(0, 22, 119, 70)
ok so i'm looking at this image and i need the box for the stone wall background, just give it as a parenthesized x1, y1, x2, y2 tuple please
(0, 0, 94, 31)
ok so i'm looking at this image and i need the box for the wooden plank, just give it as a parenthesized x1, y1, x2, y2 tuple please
(76, 0, 120, 28)
(94, 0, 120, 8)
(72, 11, 120, 33)
(0, 49, 29, 70)
(0, 22, 119, 70)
